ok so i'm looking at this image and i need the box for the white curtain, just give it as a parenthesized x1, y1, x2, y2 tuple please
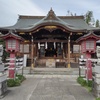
(61, 42, 63, 49)
(38, 43, 40, 49)
(54, 42, 56, 49)
(45, 42, 47, 49)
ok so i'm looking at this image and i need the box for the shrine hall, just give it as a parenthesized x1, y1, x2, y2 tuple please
(0, 9, 100, 68)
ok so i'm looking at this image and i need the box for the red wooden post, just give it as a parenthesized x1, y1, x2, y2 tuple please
(85, 53, 92, 80)
(9, 53, 15, 78)
(86, 60, 92, 80)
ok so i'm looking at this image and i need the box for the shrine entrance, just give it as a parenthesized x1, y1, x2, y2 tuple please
(34, 28, 68, 59)
(45, 42, 56, 57)
(39, 42, 63, 58)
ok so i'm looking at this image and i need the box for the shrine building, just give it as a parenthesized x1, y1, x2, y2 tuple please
(0, 9, 100, 68)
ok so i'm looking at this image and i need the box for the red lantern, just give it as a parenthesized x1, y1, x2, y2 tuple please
(2, 32, 23, 78)
(77, 32, 100, 80)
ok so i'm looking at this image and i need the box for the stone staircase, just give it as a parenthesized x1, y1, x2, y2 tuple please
(18, 67, 85, 75)
(32, 68, 79, 75)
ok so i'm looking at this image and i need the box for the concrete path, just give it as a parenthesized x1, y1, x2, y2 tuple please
(1, 75, 95, 100)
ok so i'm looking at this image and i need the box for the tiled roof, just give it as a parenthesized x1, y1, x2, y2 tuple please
(0, 9, 100, 32)
(76, 31, 100, 42)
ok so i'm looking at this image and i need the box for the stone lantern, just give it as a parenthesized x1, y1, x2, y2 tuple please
(2, 32, 23, 78)
(77, 32, 100, 80)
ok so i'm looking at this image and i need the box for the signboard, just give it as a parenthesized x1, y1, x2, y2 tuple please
(46, 59, 55, 67)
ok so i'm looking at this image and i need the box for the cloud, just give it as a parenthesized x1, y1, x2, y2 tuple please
(0, 0, 100, 26)
(68, 0, 99, 12)
(72, 0, 100, 19)
(0, 0, 45, 26)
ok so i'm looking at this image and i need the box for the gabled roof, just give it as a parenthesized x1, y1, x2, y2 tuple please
(44, 8, 60, 21)
(76, 31, 100, 42)
(2, 31, 24, 40)
(0, 9, 99, 32)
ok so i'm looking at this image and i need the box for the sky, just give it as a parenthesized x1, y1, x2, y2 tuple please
(0, 0, 100, 27)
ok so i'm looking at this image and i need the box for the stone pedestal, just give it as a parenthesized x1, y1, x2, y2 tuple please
(0, 45, 7, 98)
(92, 73, 100, 97)
(0, 74, 7, 96)
(92, 46, 100, 97)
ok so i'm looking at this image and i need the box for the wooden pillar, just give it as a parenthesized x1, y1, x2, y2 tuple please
(33, 43, 36, 57)
(37, 43, 39, 58)
(31, 37, 34, 68)
(30, 36, 34, 73)
(35, 43, 37, 56)
(67, 35, 71, 68)
(37, 42, 40, 58)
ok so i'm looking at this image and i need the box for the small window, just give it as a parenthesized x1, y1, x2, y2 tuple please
(8, 39, 16, 49)
(24, 44, 29, 53)
(20, 44, 29, 53)
(73, 45, 80, 53)
(86, 40, 94, 49)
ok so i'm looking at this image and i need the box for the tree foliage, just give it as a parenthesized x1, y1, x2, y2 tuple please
(85, 11, 100, 27)
(85, 11, 95, 26)
(96, 19, 100, 27)
(67, 10, 100, 27)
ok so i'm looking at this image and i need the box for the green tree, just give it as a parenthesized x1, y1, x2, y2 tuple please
(96, 19, 100, 27)
(85, 11, 94, 25)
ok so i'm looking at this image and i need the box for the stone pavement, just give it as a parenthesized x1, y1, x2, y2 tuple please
(1, 75, 95, 100)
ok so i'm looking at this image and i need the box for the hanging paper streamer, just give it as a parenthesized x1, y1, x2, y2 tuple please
(61, 42, 63, 49)
(38, 43, 40, 49)
(45, 42, 47, 49)
(54, 42, 56, 49)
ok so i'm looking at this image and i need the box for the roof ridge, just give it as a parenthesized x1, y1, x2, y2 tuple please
(76, 31, 100, 42)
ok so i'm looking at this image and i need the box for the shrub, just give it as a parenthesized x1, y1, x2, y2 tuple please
(7, 79, 15, 87)
(96, 98, 100, 100)
(16, 74, 26, 82)
(7, 79, 20, 87)
(87, 80, 92, 87)
(14, 79, 21, 86)
(77, 77, 92, 87)
(77, 77, 87, 86)
(7, 74, 26, 87)
(77, 77, 92, 92)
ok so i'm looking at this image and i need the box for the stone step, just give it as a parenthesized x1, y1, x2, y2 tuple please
(17, 67, 85, 75)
